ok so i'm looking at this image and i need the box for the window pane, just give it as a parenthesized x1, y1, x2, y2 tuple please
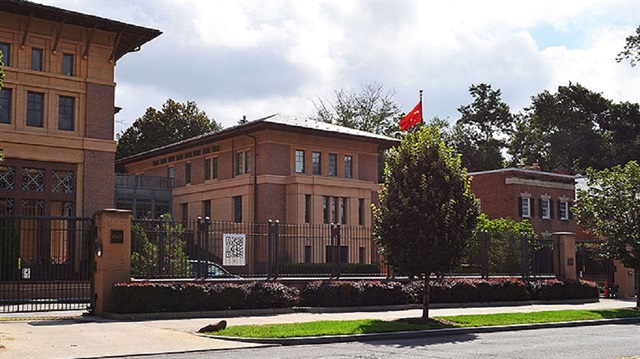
(233, 196, 242, 223)
(0, 43, 10, 66)
(27, 92, 44, 127)
(58, 96, 75, 131)
(341, 197, 347, 224)
(22, 168, 45, 192)
(204, 158, 211, 180)
(358, 198, 365, 225)
(185, 162, 192, 184)
(344, 155, 353, 178)
(0, 166, 15, 190)
(51, 170, 74, 193)
(328, 154, 337, 176)
(305, 194, 311, 223)
(0, 88, 11, 124)
(521, 197, 530, 218)
(212, 157, 218, 179)
(295, 150, 305, 173)
(31, 48, 43, 71)
(236, 152, 244, 175)
(245, 150, 251, 174)
(62, 53, 74, 76)
(312, 152, 321, 175)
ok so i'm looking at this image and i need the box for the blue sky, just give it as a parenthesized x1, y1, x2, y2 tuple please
(40, 0, 640, 134)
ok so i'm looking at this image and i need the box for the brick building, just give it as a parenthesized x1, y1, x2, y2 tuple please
(116, 114, 399, 226)
(468, 166, 577, 235)
(0, 0, 161, 218)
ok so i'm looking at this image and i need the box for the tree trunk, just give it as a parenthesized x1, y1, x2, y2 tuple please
(422, 276, 430, 319)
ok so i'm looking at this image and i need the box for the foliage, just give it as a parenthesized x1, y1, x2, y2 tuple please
(374, 125, 479, 278)
(300, 281, 408, 307)
(130, 215, 191, 278)
(616, 25, 640, 67)
(526, 279, 599, 301)
(116, 99, 222, 159)
(245, 281, 300, 309)
(574, 161, 640, 306)
(312, 82, 402, 137)
(450, 84, 514, 171)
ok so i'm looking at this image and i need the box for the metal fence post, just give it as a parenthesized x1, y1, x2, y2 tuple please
(481, 231, 489, 279)
(336, 223, 341, 278)
(274, 220, 280, 278)
(267, 220, 273, 278)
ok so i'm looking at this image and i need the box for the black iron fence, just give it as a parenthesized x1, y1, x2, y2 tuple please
(0, 215, 92, 313)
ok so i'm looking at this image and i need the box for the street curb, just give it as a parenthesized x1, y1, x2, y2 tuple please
(205, 317, 640, 346)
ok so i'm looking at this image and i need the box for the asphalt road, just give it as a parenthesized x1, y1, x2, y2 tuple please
(146, 323, 640, 359)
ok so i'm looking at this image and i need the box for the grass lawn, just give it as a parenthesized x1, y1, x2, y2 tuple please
(210, 309, 640, 338)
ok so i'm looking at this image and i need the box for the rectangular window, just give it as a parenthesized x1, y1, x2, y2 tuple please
(359, 247, 366, 265)
(236, 152, 244, 175)
(0, 43, 10, 66)
(58, 96, 75, 131)
(341, 197, 348, 224)
(181, 203, 188, 222)
(233, 195, 242, 223)
(245, 150, 251, 174)
(62, 53, 74, 76)
(203, 200, 211, 219)
(168, 167, 175, 187)
(0, 88, 11, 124)
(328, 154, 337, 176)
(304, 245, 312, 263)
(332, 197, 339, 224)
(295, 150, 305, 173)
(559, 200, 569, 220)
(185, 162, 192, 184)
(520, 197, 531, 218)
(27, 92, 44, 127)
(212, 157, 219, 179)
(204, 158, 211, 180)
(323, 196, 330, 224)
(305, 194, 311, 223)
(31, 48, 43, 71)
(358, 198, 365, 225)
(312, 152, 322, 175)
(344, 155, 353, 178)
(540, 198, 551, 219)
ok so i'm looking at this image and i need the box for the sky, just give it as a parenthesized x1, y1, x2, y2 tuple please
(40, 0, 640, 135)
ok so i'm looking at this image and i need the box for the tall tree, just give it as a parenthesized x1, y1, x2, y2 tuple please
(312, 82, 402, 137)
(508, 83, 611, 174)
(116, 99, 222, 159)
(374, 125, 479, 319)
(573, 161, 640, 308)
(450, 84, 513, 172)
(616, 25, 640, 67)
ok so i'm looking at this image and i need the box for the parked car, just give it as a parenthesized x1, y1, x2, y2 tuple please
(188, 260, 240, 278)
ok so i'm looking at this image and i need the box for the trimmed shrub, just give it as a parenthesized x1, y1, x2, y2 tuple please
(204, 283, 248, 311)
(245, 281, 300, 309)
(527, 279, 599, 301)
(301, 280, 407, 307)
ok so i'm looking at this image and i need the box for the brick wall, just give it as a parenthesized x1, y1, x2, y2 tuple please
(259, 143, 290, 176)
(358, 153, 378, 182)
(85, 83, 115, 140)
(83, 150, 115, 217)
(256, 183, 286, 222)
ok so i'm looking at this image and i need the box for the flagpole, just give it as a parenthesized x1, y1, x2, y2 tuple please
(419, 89, 423, 124)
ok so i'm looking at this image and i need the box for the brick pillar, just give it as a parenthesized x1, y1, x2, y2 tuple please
(92, 209, 131, 316)
(553, 232, 577, 281)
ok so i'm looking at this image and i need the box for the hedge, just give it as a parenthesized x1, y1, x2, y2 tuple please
(111, 278, 599, 314)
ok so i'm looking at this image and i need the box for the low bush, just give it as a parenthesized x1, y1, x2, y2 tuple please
(245, 281, 300, 309)
(526, 279, 599, 301)
(300, 281, 407, 307)
(205, 283, 248, 311)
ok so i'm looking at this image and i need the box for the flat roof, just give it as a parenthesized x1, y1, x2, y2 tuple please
(1, 0, 161, 61)
(116, 113, 400, 165)
(468, 167, 577, 182)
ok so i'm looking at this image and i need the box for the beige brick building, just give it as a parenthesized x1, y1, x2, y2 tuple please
(0, 0, 160, 217)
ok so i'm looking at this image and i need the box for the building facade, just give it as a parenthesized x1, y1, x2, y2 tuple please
(0, 0, 160, 218)
(469, 166, 577, 235)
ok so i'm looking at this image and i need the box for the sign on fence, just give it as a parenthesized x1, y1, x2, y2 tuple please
(223, 233, 246, 266)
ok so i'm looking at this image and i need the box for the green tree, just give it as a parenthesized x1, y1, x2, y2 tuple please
(116, 99, 222, 159)
(374, 125, 479, 318)
(312, 82, 402, 137)
(573, 161, 640, 308)
(451, 84, 513, 171)
(474, 214, 535, 274)
(616, 25, 640, 67)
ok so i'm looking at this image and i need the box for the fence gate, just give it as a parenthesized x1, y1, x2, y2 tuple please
(0, 215, 92, 313)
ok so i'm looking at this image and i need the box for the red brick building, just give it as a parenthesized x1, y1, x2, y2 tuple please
(468, 166, 577, 235)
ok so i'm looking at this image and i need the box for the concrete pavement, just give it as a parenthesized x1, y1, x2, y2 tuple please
(0, 298, 637, 359)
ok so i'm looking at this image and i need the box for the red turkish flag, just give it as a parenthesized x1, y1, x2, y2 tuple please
(399, 101, 422, 131)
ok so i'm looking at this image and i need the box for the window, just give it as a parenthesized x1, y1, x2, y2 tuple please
(312, 152, 322, 175)
(22, 168, 44, 192)
(344, 155, 353, 178)
(58, 96, 75, 131)
(341, 197, 348, 224)
(235, 152, 244, 175)
(245, 150, 251, 174)
(295, 150, 305, 173)
(185, 162, 192, 184)
(359, 247, 366, 265)
(0, 166, 15, 190)
(204, 158, 211, 180)
(0, 43, 10, 66)
(203, 200, 211, 219)
(559, 200, 569, 220)
(168, 167, 175, 187)
(304, 194, 311, 223)
(540, 198, 551, 219)
(233, 195, 242, 223)
(51, 170, 74, 193)
(181, 203, 188, 222)
(332, 197, 339, 223)
(27, 92, 44, 127)
(0, 198, 15, 214)
(62, 53, 74, 76)
(304, 246, 312, 263)
(358, 198, 365, 225)
(136, 199, 152, 218)
(212, 157, 218, 179)
(323, 196, 330, 224)
(0, 88, 11, 124)
(31, 48, 43, 71)
(154, 200, 170, 218)
(519, 197, 532, 218)
(328, 154, 337, 176)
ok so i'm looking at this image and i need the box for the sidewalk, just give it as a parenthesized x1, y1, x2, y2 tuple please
(0, 298, 636, 359)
